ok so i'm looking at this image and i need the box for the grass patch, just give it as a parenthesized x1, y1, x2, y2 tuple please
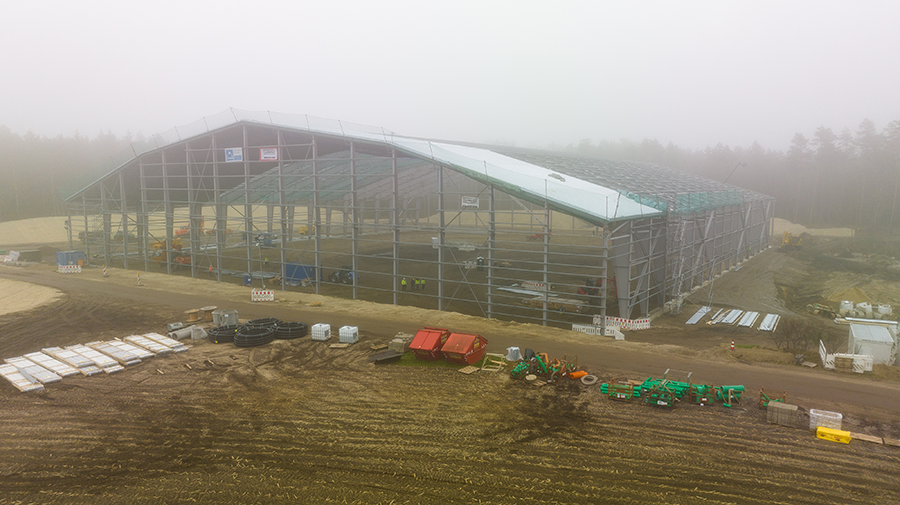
(391, 351, 486, 368)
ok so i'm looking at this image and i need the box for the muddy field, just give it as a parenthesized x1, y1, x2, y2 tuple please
(1, 232, 900, 503)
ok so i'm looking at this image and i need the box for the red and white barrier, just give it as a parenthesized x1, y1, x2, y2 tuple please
(521, 281, 550, 292)
(591, 315, 651, 330)
(251, 289, 275, 302)
(57, 265, 82, 274)
(572, 324, 625, 340)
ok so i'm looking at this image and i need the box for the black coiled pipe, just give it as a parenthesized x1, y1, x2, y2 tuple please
(208, 324, 239, 344)
(234, 326, 276, 347)
(274, 322, 308, 340)
(244, 317, 282, 330)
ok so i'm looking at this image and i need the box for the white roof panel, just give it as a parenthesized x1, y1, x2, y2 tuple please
(849, 324, 894, 344)
(390, 139, 664, 223)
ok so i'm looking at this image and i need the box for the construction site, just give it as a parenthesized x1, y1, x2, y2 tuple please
(0, 112, 899, 504)
(62, 109, 773, 331)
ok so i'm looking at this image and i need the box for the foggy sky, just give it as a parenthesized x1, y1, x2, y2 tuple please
(2, 1, 899, 151)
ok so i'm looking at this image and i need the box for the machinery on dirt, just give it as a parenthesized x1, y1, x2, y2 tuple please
(328, 265, 358, 284)
(175, 217, 204, 237)
(526, 230, 551, 241)
(78, 230, 104, 244)
(577, 277, 617, 305)
(780, 231, 803, 251)
(150, 238, 184, 264)
(806, 303, 838, 319)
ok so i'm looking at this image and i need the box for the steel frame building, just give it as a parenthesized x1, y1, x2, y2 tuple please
(65, 109, 774, 331)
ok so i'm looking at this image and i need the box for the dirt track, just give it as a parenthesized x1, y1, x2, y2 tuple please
(1, 244, 900, 503)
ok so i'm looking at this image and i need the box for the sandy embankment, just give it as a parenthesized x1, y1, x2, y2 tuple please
(0, 278, 63, 317)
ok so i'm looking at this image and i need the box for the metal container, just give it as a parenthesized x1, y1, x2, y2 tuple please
(212, 309, 238, 326)
(441, 332, 488, 365)
(339, 326, 359, 344)
(56, 250, 85, 266)
(311, 323, 331, 341)
(409, 327, 450, 360)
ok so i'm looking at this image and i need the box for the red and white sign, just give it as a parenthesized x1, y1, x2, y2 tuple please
(259, 147, 278, 161)
(251, 289, 275, 302)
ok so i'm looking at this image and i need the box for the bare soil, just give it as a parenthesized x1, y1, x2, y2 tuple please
(1, 231, 900, 503)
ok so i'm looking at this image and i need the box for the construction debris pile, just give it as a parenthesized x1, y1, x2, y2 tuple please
(508, 348, 595, 386)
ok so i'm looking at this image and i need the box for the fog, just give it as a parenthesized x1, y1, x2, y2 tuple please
(1, 1, 899, 150)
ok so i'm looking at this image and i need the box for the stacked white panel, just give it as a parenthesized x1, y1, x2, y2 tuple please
(738, 312, 759, 327)
(721, 310, 744, 325)
(685, 307, 711, 325)
(66, 345, 125, 374)
(758, 314, 780, 331)
(24, 352, 79, 377)
(43, 347, 104, 376)
(5, 356, 62, 384)
(0, 363, 44, 393)
(123, 335, 172, 356)
(86, 341, 142, 366)
(144, 333, 188, 353)
(110, 339, 154, 360)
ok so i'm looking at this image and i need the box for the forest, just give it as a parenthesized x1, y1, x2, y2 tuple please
(1, 119, 899, 232)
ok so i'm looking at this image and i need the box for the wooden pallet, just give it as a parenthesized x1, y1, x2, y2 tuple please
(369, 344, 389, 351)
(850, 432, 884, 445)
(458, 366, 479, 375)
(329, 343, 351, 349)
(480, 353, 506, 373)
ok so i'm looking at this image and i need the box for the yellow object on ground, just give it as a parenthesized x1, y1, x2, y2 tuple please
(816, 427, 851, 444)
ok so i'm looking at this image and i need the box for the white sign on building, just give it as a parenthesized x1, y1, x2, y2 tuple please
(461, 196, 479, 209)
(225, 148, 243, 162)
(259, 147, 278, 161)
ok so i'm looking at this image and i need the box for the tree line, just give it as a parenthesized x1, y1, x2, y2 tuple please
(2, 120, 900, 232)
(0, 126, 133, 222)
(568, 118, 900, 232)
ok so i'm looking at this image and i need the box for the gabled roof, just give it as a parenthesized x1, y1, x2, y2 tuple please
(66, 109, 768, 224)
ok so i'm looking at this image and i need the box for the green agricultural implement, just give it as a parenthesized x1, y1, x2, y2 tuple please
(602, 379, 638, 401)
(715, 385, 745, 407)
(758, 387, 787, 409)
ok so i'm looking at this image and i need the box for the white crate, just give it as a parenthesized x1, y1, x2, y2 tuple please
(809, 409, 842, 431)
(312, 323, 331, 341)
(339, 326, 359, 344)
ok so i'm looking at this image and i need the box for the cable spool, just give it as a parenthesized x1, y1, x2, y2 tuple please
(185, 309, 201, 323)
(274, 322, 309, 340)
(580, 375, 599, 386)
(208, 324, 240, 344)
(244, 317, 281, 330)
(234, 326, 276, 347)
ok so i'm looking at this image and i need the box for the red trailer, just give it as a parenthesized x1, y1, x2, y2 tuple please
(409, 327, 452, 361)
(441, 332, 488, 365)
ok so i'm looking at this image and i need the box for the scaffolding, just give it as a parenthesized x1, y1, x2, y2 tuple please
(64, 109, 774, 331)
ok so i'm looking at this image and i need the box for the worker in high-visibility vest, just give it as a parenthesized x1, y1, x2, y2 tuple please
(401, 277, 408, 291)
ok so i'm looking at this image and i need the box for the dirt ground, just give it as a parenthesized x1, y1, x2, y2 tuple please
(1, 224, 900, 503)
